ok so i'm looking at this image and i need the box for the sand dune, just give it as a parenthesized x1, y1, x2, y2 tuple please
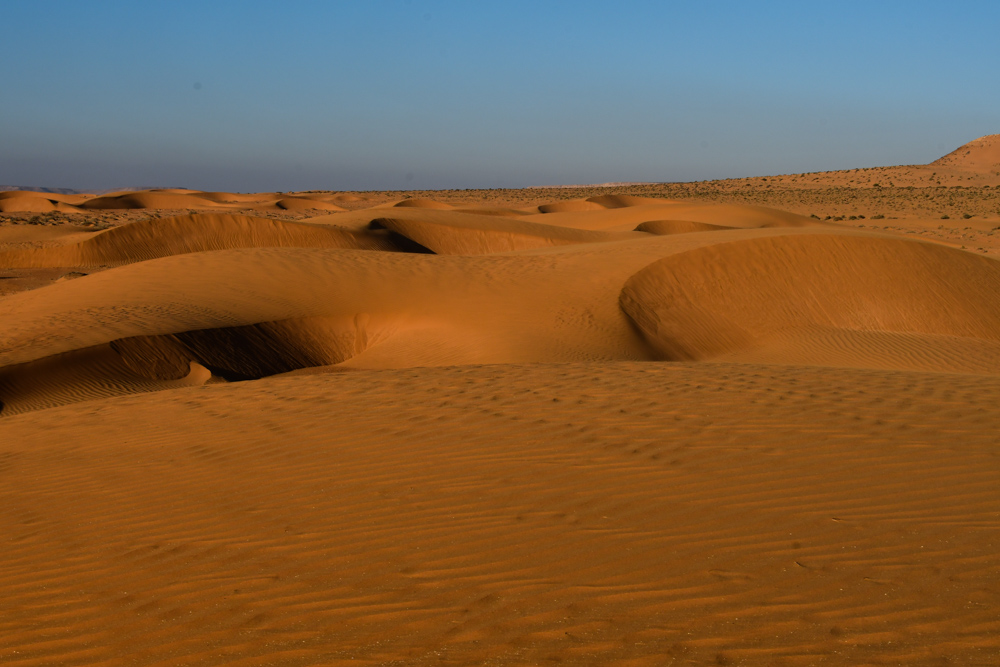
(3, 221, 996, 412)
(635, 219, 735, 234)
(197, 191, 275, 203)
(621, 233, 1000, 361)
(537, 199, 607, 213)
(1, 200, 996, 410)
(0, 190, 92, 205)
(0, 213, 398, 268)
(274, 197, 345, 211)
(529, 197, 819, 231)
(0, 195, 61, 213)
(2, 155, 1000, 664)
(393, 197, 453, 209)
(0, 344, 211, 415)
(0, 194, 86, 213)
(81, 190, 225, 210)
(369, 210, 639, 254)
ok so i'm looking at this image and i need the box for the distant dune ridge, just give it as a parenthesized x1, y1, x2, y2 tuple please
(0, 187, 357, 214)
(1, 136, 1000, 665)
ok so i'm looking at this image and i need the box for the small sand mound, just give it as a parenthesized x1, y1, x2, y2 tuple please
(635, 220, 735, 235)
(369, 211, 631, 255)
(0, 191, 50, 201)
(0, 196, 59, 213)
(393, 198, 453, 209)
(197, 191, 269, 204)
(525, 199, 816, 232)
(620, 233, 1000, 361)
(294, 193, 340, 202)
(0, 213, 399, 267)
(586, 194, 663, 208)
(454, 208, 530, 217)
(275, 198, 346, 211)
(81, 191, 221, 210)
(537, 200, 607, 213)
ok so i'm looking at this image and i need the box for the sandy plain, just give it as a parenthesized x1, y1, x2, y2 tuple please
(1, 136, 999, 665)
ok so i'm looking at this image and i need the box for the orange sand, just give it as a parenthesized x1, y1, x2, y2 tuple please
(1, 137, 999, 665)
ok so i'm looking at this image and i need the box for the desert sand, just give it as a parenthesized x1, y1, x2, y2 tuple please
(1, 137, 999, 665)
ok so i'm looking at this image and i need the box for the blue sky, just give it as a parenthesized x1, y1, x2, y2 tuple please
(2, 0, 998, 191)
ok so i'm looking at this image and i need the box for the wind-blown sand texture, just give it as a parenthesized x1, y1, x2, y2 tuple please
(2, 139, 1000, 665)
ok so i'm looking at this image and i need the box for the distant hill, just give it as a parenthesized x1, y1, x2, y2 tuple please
(931, 134, 1000, 172)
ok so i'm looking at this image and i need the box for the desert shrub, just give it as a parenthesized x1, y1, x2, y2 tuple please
(963, 213, 973, 219)
(941, 214, 951, 219)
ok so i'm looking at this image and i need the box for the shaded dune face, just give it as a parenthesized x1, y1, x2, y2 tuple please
(634, 219, 735, 235)
(0, 314, 392, 413)
(111, 314, 387, 381)
(392, 198, 453, 209)
(3, 197, 1000, 414)
(620, 234, 1000, 361)
(367, 213, 632, 255)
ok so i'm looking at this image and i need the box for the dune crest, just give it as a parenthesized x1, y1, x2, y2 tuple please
(620, 234, 1000, 361)
(393, 198, 453, 209)
(81, 191, 222, 210)
(635, 219, 735, 235)
(369, 211, 635, 255)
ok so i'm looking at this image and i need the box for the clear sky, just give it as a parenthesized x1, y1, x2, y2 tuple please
(2, 0, 998, 192)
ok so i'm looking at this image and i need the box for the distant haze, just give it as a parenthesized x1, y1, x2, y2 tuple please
(1, 0, 998, 192)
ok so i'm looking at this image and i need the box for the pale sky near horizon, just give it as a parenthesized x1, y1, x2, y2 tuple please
(2, 0, 998, 192)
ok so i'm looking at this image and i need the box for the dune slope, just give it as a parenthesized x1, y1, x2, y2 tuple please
(620, 233, 1000, 362)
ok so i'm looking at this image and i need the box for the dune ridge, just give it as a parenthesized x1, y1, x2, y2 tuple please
(620, 233, 1000, 361)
